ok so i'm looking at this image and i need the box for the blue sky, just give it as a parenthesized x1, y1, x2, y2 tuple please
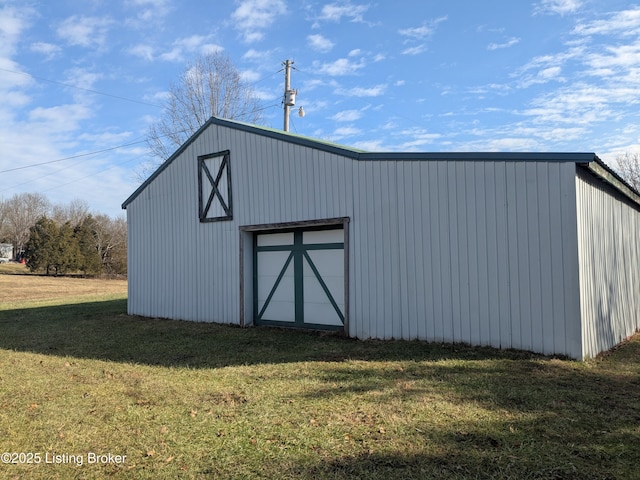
(1, 0, 640, 217)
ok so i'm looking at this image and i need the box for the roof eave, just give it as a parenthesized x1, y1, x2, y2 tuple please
(580, 155, 640, 207)
(122, 118, 216, 209)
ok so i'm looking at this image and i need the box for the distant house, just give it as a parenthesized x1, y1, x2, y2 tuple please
(0, 243, 12, 263)
(122, 117, 640, 360)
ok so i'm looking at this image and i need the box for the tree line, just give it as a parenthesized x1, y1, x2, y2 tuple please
(0, 193, 126, 276)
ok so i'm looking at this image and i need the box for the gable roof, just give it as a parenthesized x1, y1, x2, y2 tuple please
(122, 116, 639, 209)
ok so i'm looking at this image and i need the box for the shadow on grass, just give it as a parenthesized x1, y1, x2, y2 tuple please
(281, 434, 638, 480)
(0, 299, 549, 368)
(2, 299, 639, 479)
(281, 361, 640, 479)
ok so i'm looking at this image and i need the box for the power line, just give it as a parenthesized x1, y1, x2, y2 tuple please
(0, 139, 150, 174)
(1, 66, 283, 110)
(1, 102, 285, 176)
(39, 154, 141, 196)
(0, 67, 163, 108)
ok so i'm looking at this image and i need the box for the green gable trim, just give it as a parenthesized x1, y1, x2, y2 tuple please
(122, 116, 612, 210)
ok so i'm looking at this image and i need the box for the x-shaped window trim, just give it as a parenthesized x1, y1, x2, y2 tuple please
(198, 150, 232, 222)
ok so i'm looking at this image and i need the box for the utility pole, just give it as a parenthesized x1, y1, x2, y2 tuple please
(283, 59, 294, 132)
(282, 59, 304, 132)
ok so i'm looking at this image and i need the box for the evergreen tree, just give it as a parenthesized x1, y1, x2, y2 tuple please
(55, 222, 81, 275)
(75, 216, 103, 275)
(25, 217, 58, 275)
(25, 218, 82, 275)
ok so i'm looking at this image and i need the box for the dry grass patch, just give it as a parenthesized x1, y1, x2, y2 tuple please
(0, 273, 639, 479)
(0, 268, 126, 307)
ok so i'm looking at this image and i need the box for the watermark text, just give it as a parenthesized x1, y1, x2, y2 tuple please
(1, 452, 126, 467)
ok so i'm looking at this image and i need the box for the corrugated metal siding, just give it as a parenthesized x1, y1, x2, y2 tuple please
(576, 167, 640, 359)
(127, 123, 353, 323)
(126, 122, 585, 357)
(349, 159, 582, 357)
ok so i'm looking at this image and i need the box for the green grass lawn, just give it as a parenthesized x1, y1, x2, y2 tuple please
(0, 279, 638, 479)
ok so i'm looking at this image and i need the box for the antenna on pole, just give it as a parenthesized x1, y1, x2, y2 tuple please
(283, 60, 303, 132)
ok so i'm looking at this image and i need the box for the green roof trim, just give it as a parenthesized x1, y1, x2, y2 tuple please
(122, 116, 625, 209)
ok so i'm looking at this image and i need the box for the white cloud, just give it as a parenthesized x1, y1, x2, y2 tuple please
(78, 130, 133, 146)
(401, 44, 426, 56)
(128, 44, 155, 61)
(314, 57, 366, 76)
(0, 6, 34, 99)
(351, 139, 386, 151)
(535, 0, 582, 16)
(253, 87, 278, 101)
(241, 48, 279, 64)
(56, 15, 113, 48)
(487, 37, 520, 50)
(573, 7, 640, 36)
(242, 49, 262, 60)
(127, 0, 172, 23)
(316, 2, 370, 23)
(0, 5, 35, 56)
(399, 134, 442, 150)
(398, 17, 446, 56)
(398, 16, 447, 40)
(0, 88, 30, 108)
(585, 42, 640, 71)
(240, 69, 261, 82)
(511, 47, 582, 87)
(341, 84, 387, 96)
(201, 44, 224, 55)
(331, 109, 363, 122)
(30, 42, 62, 59)
(398, 25, 433, 40)
(539, 66, 562, 79)
(158, 35, 222, 62)
(28, 103, 93, 134)
(521, 83, 621, 126)
(232, 0, 287, 43)
(301, 78, 339, 93)
(536, 127, 586, 142)
(517, 66, 565, 88)
(64, 68, 102, 91)
(463, 137, 541, 151)
(332, 126, 362, 137)
(307, 34, 334, 53)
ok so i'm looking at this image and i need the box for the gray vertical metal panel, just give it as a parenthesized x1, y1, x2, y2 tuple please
(396, 164, 411, 337)
(561, 165, 583, 358)
(126, 122, 355, 327)
(494, 162, 511, 347)
(435, 161, 451, 342)
(126, 125, 237, 323)
(484, 162, 501, 346)
(346, 158, 582, 357)
(126, 121, 589, 357)
(576, 168, 640, 359)
(474, 163, 489, 345)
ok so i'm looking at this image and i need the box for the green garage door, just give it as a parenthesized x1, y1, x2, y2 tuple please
(254, 227, 345, 330)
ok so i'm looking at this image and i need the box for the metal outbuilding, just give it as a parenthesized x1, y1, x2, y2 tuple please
(122, 117, 640, 359)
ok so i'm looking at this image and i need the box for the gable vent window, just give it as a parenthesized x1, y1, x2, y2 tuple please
(198, 150, 232, 222)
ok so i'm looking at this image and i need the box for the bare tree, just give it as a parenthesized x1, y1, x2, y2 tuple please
(3, 193, 50, 259)
(144, 51, 264, 178)
(90, 214, 127, 274)
(0, 198, 7, 241)
(51, 198, 90, 227)
(616, 153, 640, 192)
